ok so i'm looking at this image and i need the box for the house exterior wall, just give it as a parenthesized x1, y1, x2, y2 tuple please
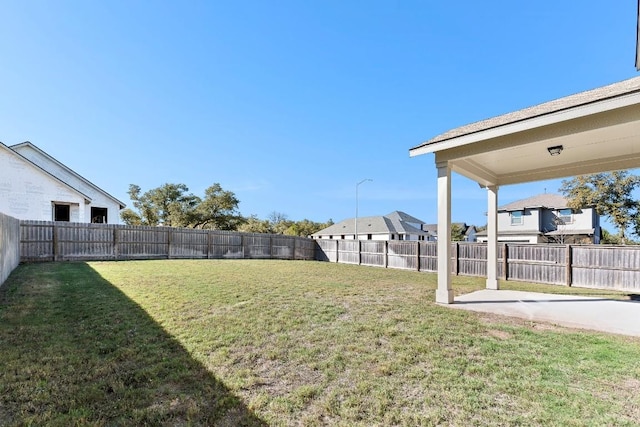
(497, 208, 540, 232)
(476, 234, 540, 244)
(553, 207, 595, 231)
(8, 145, 121, 223)
(0, 148, 88, 221)
(479, 206, 598, 244)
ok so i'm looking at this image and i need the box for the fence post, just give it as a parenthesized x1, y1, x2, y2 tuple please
(453, 242, 459, 275)
(335, 239, 339, 263)
(167, 228, 172, 259)
(503, 244, 509, 281)
(357, 240, 361, 265)
(206, 230, 211, 259)
(113, 227, 119, 260)
(566, 244, 572, 287)
(384, 241, 388, 268)
(241, 234, 246, 259)
(416, 241, 420, 271)
(292, 237, 296, 260)
(53, 222, 60, 262)
(270, 235, 274, 259)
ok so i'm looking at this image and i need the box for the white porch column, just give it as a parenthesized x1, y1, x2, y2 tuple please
(486, 185, 499, 289)
(436, 162, 454, 304)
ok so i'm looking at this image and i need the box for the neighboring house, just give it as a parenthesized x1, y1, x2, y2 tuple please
(311, 211, 433, 241)
(475, 193, 600, 244)
(422, 223, 477, 242)
(0, 141, 125, 223)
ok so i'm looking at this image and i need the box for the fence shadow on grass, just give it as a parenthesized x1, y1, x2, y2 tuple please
(0, 262, 266, 426)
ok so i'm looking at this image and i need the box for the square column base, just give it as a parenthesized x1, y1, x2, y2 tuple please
(486, 279, 499, 290)
(436, 289, 454, 304)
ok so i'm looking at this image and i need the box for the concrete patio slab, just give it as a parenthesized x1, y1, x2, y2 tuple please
(451, 290, 640, 337)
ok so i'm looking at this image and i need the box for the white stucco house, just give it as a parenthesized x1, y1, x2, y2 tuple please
(0, 141, 125, 223)
(311, 211, 433, 241)
(475, 193, 600, 244)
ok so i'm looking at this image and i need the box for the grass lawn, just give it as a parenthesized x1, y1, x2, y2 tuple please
(1, 260, 639, 426)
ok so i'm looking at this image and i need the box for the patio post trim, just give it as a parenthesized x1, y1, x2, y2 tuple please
(436, 162, 454, 304)
(486, 185, 499, 289)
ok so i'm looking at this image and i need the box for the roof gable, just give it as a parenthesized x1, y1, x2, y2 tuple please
(10, 141, 126, 209)
(0, 142, 91, 202)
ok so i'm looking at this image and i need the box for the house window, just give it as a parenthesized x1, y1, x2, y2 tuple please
(91, 207, 108, 224)
(367, 234, 372, 240)
(329, 235, 333, 239)
(391, 234, 395, 240)
(558, 208, 572, 224)
(53, 204, 70, 222)
(341, 235, 345, 239)
(510, 211, 523, 225)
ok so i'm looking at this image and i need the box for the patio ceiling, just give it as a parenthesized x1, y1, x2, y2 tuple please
(410, 76, 640, 187)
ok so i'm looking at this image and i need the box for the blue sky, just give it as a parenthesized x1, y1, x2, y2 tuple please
(1, 1, 637, 228)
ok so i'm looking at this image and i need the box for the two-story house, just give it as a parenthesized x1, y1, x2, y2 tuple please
(0, 141, 125, 223)
(476, 193, 600, 244)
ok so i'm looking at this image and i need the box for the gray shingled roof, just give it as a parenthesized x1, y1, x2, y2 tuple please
(411, 76, 640, 150)
(499, 193, 568, 212)
(311, 211, 429, 236)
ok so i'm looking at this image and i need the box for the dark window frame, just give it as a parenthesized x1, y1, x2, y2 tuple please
(91, 207, 108, 224)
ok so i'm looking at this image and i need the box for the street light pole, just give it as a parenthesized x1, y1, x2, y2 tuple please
(355, 178, 373, 241)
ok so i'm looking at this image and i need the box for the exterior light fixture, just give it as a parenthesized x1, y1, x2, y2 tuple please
(547, 145, 563, 156)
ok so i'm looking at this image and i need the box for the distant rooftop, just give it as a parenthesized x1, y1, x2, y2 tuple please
(499, 193, 568, 212)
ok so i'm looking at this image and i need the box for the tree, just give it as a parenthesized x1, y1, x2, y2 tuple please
(267, 211, 293, 235)
(451, 223, 466, 241)
(121, 183, 242, 229)
(560, 171, 640, 244)
(191, 184, 244, 230)
(238, 215, 273, 233)
(237, 214, 334, 237)
(601, 228, 623, 245)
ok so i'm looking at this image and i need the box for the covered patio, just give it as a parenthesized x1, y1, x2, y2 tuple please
(410, 76, 640, 304)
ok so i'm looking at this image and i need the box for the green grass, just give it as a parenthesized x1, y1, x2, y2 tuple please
(1, 260, 639, 426)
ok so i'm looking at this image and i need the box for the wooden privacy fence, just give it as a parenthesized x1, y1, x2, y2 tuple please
(20, 221, 316, 262)
(315, 239, 640, 292)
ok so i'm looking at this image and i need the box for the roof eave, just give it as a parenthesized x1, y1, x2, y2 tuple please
(409, 81, 640, 158)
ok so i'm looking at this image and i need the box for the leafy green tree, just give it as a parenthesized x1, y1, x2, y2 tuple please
(238, 214, 334, 236)
(560, 171, 640, 244)
(268, 212, 293, 235)
(192, 184, 243, 230)
(121, 183, 241, 229)
(238, 215, 273, 233)
(600, 228, 623, 245)
(451, 223, 466, 241)
(284, 218, 335, 237)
